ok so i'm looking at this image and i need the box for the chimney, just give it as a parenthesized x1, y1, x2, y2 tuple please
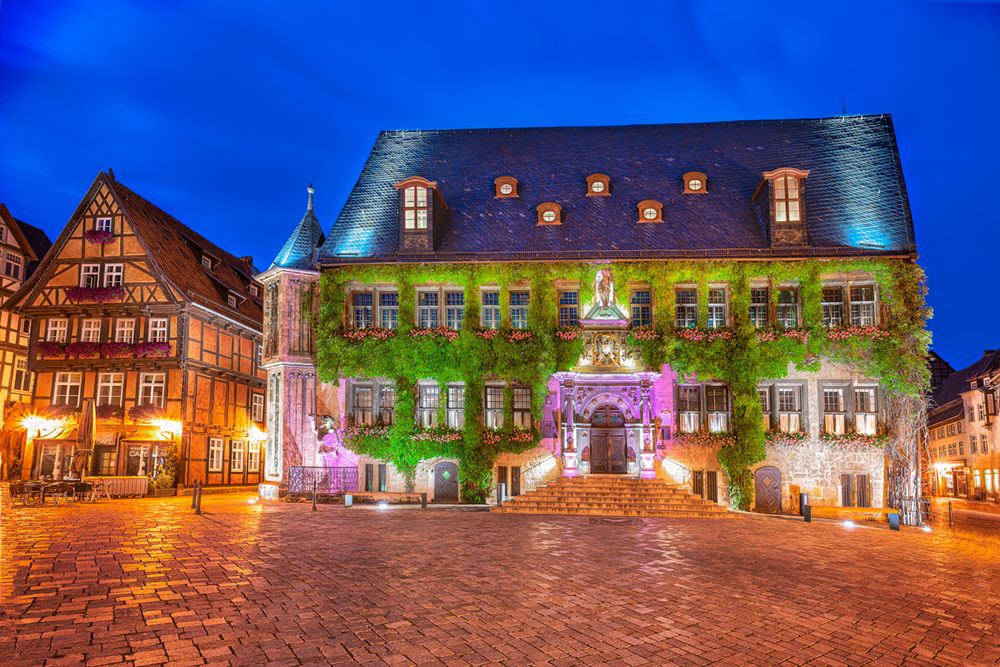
(240, 256, 254, 266)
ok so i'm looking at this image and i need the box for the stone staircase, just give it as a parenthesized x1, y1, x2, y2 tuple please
(491, 475, 733, 518)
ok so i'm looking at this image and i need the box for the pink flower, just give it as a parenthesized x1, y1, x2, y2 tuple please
(83, 229, 114, 245)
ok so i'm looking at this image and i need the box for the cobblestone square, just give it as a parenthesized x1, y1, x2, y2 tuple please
(2, 495, 999, 666)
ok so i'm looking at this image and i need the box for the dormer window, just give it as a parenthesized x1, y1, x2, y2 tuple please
(683, 172, 707, 195)
(403, 185, 429, 229)
(201, 254, 215, 270)
(763, 168, 810, 224)
(586, 174, 610, 197)
(227, 294, 238, 308)
(249, 284, 260, 297)
(494, 176, 518, 198)
(636, 199, 663, 223)
(537, 202, 562, 225)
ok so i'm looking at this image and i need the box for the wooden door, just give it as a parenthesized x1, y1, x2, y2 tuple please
(608, 434, 626, 474)
(434, 461, 459, 502)
(591, 432, 609, 473)
(754, 466, 782, 514)
(590, 405, 627, 474)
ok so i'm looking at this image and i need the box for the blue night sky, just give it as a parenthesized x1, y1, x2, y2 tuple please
(1, 1, 997, 369)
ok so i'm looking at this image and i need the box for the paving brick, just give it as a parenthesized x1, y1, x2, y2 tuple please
(2, 494, 1000, 665)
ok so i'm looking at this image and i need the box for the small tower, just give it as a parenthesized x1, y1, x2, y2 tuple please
(255, 184, 326, 489)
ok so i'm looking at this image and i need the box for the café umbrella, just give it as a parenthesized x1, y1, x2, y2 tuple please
(72, 399, 97, 476)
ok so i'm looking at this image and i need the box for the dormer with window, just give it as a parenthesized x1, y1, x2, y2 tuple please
(683, 172, 707, 195)
(636, 199, 663, 223)
(536, 202, 562, 226)
(586, 174, 610, 197)
(201, 252, 217, 270)
(394, 176, 443, 253)
(494, 176, 518, 199)
(755, 167, 810, 246)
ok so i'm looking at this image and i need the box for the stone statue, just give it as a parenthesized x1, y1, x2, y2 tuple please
(596, 269, 614, 309)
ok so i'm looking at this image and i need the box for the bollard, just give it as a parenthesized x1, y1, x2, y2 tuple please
(195, 483, 202, 515)
(421, 492, 427, 509)
(948, 500, 953, 526)
(888, 512, 900, 531)
(344, 493, 353, 507)
(191, 481, 199, 509)
(803, 505, 811, 523)
(312, 478, 318, 512)
(799, 492, 809, 516)
(498, 482, 507, 505)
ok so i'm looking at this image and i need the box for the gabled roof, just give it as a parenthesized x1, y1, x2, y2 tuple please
(271, 185, 325, 269)
(317, 115, 916, 263)
(928, 349, 1000, 426)
(104, 176, 262, 329)
(5, 172, 261, 331)
(0, 203, 53, 278)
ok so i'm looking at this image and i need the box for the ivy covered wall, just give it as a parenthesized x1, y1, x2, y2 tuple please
(316, 258, 930, 506)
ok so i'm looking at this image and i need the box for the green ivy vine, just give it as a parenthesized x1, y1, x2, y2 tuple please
(316, 258, 930, 507)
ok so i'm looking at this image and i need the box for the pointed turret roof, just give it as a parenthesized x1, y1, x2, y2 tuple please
(271, 184, 325, 269)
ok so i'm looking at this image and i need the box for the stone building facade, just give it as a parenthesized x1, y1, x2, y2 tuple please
(261, 117, 924, 513)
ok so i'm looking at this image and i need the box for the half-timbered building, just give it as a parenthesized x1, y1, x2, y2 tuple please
(4, 171, 266, 489)
(0, 204, 52, 479)
(261, 117, 927, 517)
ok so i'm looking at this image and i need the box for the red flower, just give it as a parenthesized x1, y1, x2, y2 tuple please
(83, 229, 114, 245)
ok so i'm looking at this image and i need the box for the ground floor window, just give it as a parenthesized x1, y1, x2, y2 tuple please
(231, 440, 245, 472)
(208, 438, 224, 472)
(125, 444, 162, 476)
(247, 441, 260, 472)
(93, 445, 118, 476)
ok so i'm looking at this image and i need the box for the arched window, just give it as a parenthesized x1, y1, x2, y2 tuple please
(636, 199, 663, 223)
(537, 202, 562, 225)
(586, 173, 611, 196)
(494, 176, 518, 198)
(683, 171, 707, 195)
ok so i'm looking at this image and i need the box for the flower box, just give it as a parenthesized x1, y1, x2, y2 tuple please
(409, 327, 461, 342)
(765, 430, 808, 447)
(36, 341, 67, 358)
(475, 329, 500, 340)
(83, 229, 114, 245)
(66, 341, 101, 359)
(412, 427, 463, 443)
(134, 342, 172, 358)
(95, 404, 125, 421)
(827, 326, 890, 341)
(675, 327, 734, 343)
(65, 286, 126, 304)
(673, 431, 736, 448)
(820, 432, 891, 449)
(505, 330, 533, 342)
(101, 342, 133, 358)
(128, 404, 166, 424)
(755, 327, 809, 343)
(629, 327, 659, 342)
(342, 328, 396, 342)
(555, 328, 582, 341)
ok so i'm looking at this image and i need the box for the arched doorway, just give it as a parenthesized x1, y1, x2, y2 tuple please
(754, 466, 782, 513)
(590, 405, 627, 474)
(433, 461, 459, 502)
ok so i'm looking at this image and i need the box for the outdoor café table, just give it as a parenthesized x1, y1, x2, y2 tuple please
(42, 482, 70, 505)
(21, 482, 44, 505)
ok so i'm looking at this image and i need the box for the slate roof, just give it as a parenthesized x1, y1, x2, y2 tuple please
(0, 203, 53, 278)
(316, 115, 916, 264)
(105, 176, 263, 329)
(928, 350, 1000, 426)
(271, 185, 325, 269)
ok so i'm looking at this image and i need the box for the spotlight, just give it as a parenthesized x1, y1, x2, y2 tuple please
(842, 520, 855, 529)
(921, 525, 932, 533)
(247, 497, 258, 505)
(377, 501, 389, 511)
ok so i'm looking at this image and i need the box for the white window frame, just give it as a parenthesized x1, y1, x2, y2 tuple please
(849, 284, 877, 327)
(4, 252, 22, 280)
(230, 440, 245, 473)
(53, 372, 82, 407)
(81, 264, 101, 288)
(823, 387, 847, 435)
(81, 318, 102, 343)
(509, 290, 529, 330)
(513, 385, 532, 429)
(776, 385, 802, 433)
(445, 290, 464, 330)
(416, 383, 439, 428)
(821, 286, 844, 328)
(484, 385, 504, 429)
(446, 384, 465, 429)
(47, 318, 68, 342)
(13, 357, 31, 393)
(403, 186, 429, 230)
(208, 438, 224, 472)
(115, 318, 135, 343)
(97, 372, 125, 407)
(247, 441, 260, 472)
(854, 386, 878, 435)
(416, 290, 439, 329)
(251, 393, 264, 422)
(138, 372, 166, 408)
(707, 288, 727, 329)
(749, 288, 768, 328)
(95, 216, 112, 233)
(481, 289, 501, 329)
(675, 288, 698, 328)
(379, 291, 398, 329)
(103, 264, 124, 287)
(148, 318, 168, 342)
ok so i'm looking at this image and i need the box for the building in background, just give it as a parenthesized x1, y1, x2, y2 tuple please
(260, 116, 927, 516)
(928, 349, 999, 499)
(4, 171, 266, 488)
(0, 204, 52, 479)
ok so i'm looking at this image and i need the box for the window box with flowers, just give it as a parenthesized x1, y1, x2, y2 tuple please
(342, 328, 396, 342)
(755, 327, 810, 343)
(412, 427, 464, 444)
(101, 342, 133, 358)
(820, 433, 892, 449)
(83, 229, 115, 245)
(134, 342, 173, 358)
(95, 404, 125, 421)
(675, 327, 734, 343)
(826, 326, 891, 342)
(128, 404, 166, 424)
(409, 327, 461, 343)
(65, 286, 126, 304)
(66, 342, 101, 359)
(764, 430, 808, 447)
(36, 341, 68, 358)
(674, 431, 736, 448)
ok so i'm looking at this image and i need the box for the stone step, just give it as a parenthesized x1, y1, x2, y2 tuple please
(492, 506, 734, 519)
(504, 502, 728, 513)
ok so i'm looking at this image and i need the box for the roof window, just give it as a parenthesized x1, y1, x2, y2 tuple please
(636, 199, 663, 223)
(586, 174, 610, 197)
(683, 172, 707, 195)
(494, 176, 518, 198)
(536, 202, 562, 225)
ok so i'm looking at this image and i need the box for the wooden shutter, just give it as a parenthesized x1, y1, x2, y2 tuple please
(841, 473, 853, 507)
